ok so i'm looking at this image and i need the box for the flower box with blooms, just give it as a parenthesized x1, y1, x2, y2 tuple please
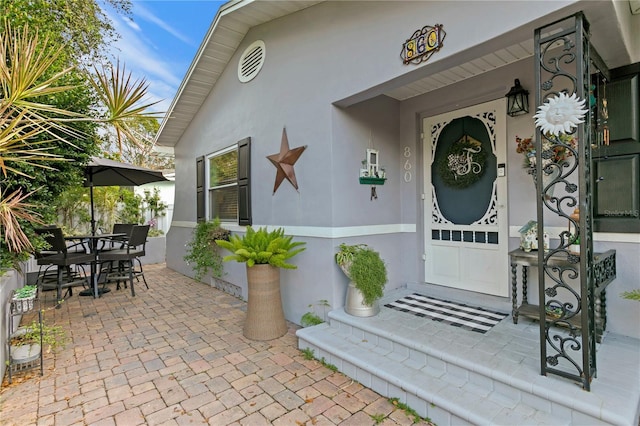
(515, 133, 578, 174)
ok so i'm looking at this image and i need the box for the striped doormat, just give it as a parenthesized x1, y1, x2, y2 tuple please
(384, 293, 508, 334)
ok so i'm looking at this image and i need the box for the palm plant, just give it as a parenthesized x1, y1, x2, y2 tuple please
(0, 25, 77, 252)
(1, 23, 164, 262)
(89, 59, 162, 156)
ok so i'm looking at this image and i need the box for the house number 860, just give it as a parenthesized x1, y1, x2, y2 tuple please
(403, 147, 412, 182)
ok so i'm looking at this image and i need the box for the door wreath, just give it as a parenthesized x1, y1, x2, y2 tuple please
(437, 134, 487, 188)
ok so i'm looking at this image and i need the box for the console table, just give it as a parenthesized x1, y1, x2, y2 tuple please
(509, 248, 616, 342)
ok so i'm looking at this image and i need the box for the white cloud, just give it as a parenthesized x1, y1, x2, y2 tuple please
(134, 3, 195, 46)
(123, 16, 141, 32)
(103, 8, 186, 112)
(100, 2, 220, 116)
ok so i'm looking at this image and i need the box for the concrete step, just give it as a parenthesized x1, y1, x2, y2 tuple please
(297, 300, 638, 425)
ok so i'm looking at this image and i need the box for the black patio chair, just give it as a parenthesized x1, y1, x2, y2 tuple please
(99, 225, 150, 296)
(34, 227, 94, 306)
(96, 223, 135, 287)
(100, 223, 135, 249)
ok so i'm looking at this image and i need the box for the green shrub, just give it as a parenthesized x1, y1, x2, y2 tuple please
(184, 218, 230, 281)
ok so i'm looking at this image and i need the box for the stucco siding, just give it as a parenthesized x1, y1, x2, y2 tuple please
(167, 1, 639, 338)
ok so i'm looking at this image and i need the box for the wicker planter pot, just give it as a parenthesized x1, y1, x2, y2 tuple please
(244, 265, 288, 341)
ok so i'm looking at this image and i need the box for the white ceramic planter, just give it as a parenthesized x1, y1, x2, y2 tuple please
(10, 343, 41, 364)
(11, 296, 35, 314)
(338, 260, 381, 317)
(344, 282, 380, 317)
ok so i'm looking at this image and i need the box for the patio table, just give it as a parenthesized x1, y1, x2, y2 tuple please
(64, 233, 127, 298)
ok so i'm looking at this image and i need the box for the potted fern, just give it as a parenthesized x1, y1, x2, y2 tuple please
(335, 243, 387, 317)
(216, 226, 306, 340)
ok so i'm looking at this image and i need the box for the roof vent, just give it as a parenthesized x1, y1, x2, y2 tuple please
(238, 40, 265, 83)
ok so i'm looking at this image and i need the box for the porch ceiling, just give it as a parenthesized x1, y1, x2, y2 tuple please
(358, 0, 632, 105)
(383, 40, 535, 101)
(156, 0, 635, 147)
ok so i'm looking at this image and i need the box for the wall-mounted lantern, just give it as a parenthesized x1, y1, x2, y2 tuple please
(505, 79, 529, 117)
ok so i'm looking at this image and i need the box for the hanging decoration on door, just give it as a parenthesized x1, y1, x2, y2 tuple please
(438, 134, 486, 188)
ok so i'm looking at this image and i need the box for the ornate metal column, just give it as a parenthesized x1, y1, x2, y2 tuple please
(534, 13, 596, 390)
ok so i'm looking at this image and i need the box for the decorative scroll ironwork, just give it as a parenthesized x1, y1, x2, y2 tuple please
(534, 13, 603, 391)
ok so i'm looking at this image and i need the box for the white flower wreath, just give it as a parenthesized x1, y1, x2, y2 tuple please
(533, 92, 588, 136)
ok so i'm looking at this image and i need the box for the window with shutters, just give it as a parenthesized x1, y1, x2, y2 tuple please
(198, 138, 251, 225)
(207, 146, 238, 222)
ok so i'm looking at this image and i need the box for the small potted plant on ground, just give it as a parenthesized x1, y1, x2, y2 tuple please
(216, 226, 306, 340)
(335, 243, 387, 317)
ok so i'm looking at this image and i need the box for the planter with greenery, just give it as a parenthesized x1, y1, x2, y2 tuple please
(11, 285, 38, 314)
(10, 318, 67, 364)
(216, 226, 306, 340)
(184, 218, 231, 281)
(335, 243, 387, 317)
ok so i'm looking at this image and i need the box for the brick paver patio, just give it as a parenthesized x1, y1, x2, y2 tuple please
(1, 264, 433, 425)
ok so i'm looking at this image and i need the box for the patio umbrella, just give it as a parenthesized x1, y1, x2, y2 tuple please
(84, 157, 168, 235)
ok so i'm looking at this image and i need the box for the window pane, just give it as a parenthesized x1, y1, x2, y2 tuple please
(209, 150, 237, 187)
(209, 186, 238, 221)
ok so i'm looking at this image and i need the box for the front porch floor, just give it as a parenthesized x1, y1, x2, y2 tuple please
(297, 288, 640, 426)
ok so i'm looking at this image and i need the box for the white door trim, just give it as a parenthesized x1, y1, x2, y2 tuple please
(423, 99, 509, 297)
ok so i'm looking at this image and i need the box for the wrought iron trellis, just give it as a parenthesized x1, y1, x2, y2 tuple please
(533, 12, 603, 390)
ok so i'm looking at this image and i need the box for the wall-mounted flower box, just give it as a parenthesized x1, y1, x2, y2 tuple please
(359, 177, 386, 185)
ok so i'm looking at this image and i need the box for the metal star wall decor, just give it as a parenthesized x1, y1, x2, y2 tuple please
(267, 127, 307, 194)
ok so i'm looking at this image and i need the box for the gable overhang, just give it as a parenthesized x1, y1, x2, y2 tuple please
(155, 0, 324, 147)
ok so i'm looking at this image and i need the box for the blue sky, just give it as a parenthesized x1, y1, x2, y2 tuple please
(103, 1, 226, 114)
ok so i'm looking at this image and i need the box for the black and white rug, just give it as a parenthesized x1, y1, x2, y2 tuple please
(384, 293, 508, 334)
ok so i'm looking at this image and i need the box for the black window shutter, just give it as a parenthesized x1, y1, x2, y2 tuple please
(237, 137, 252, 226)
(196, 156, 205, 222)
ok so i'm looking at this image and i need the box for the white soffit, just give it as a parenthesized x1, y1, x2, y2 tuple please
(384, 40, 535, 101)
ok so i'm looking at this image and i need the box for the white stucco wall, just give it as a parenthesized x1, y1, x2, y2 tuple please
(135, 180, 175, 234)
(167, 1, 639, 338)
(0, 270, 25, 385)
